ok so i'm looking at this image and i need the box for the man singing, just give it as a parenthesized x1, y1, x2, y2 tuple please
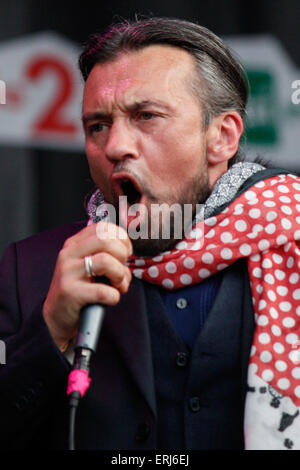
(0, 17, 299, 450)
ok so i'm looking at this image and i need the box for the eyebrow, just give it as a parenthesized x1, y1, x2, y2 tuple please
(82, 111, 111, 127)
(82, 100, 172, 126)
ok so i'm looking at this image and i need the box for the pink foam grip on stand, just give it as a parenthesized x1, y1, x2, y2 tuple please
(67, 369, 91, 397)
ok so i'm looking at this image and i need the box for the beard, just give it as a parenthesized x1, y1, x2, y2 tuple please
(115, 162, 211, 257)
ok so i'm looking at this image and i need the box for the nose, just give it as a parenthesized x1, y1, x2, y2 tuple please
(105, 119, 138, 162)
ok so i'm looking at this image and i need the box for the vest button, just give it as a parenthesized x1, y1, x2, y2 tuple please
(14, 395, 29, 413)
(176, 298, 188, 309)
(176, 352, 189, 367)
(189, 396, 201, 412)
(135, 422, 151, 442)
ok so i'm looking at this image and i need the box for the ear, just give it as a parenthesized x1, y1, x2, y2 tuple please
(206, 111, 244, 165)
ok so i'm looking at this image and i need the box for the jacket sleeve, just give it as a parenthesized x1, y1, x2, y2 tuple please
(0, 243, 71, 449)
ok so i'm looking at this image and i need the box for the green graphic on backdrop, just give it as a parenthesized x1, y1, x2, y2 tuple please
(245, 69, 278, 145)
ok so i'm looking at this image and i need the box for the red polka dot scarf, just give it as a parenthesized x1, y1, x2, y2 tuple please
(89, 169, 300, 449)
(128, 172, 300, 449)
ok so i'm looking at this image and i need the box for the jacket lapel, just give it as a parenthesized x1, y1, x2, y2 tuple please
(240, 260, 255, 395)
(104, 277, 156, 417)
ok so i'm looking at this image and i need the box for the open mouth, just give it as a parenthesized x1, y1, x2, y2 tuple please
(112, 173, 143, 206)
(111, 172, 146, 229)
(120, 178, 142, 206)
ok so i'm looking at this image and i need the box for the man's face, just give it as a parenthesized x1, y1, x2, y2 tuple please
(82, 45, 211, 256)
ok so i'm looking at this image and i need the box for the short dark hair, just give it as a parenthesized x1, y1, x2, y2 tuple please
(79, 17, 248, 165)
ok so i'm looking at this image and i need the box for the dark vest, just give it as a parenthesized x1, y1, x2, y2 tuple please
(145, 258, 253, 449)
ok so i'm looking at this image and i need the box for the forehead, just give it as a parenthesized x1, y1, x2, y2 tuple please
(83, 45, 198, 107)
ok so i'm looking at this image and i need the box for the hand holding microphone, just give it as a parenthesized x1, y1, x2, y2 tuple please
(42, 221, 132, 351)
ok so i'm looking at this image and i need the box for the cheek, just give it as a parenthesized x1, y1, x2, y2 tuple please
(147, 129, 204, 178)
(86, 145, 110, 187)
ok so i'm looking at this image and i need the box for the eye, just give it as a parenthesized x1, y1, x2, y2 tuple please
(139, 111, 156, 121)
(87, 122, 108, 135)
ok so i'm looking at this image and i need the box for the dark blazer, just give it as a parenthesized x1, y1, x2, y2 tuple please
(0, 219, 255, 450)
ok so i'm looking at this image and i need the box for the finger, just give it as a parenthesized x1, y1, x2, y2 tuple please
(76, 280, 122, 306)
(96, 222, 132, 255)
(82, 252, 131, 290)
(61, 232, 131, 264)
(75, 235, 131, 264)
(64, 223, 133, 259)
(116, 265, 132, 294)
(67, 222, 131, 251)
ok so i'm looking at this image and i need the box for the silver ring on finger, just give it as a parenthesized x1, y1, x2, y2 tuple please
(84, 255, 96, 278)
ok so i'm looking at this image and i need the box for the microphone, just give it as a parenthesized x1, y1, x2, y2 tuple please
(67, 303, 105, 401)
(75, 303, 106, 354)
